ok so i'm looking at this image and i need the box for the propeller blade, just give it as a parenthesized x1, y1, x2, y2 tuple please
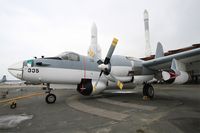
(93, 71, 103, 91)
(97, 60, 103, 65)
(104, 38, 118, 64)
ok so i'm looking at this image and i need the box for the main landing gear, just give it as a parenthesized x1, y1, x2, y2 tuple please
(143, 83, 154, 99)
(45, 84, 56, 104)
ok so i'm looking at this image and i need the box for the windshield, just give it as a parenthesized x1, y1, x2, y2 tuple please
(57, 52, 80, 61)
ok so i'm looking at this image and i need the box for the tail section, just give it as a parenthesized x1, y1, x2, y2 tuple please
(155, 42, 164, 58)
(88, 22, 102, 59)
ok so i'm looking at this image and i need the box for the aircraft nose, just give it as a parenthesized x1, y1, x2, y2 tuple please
(8, 61, 23, 79)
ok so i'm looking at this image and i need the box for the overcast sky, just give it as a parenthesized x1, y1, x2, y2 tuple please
(1, 0, 200, 79)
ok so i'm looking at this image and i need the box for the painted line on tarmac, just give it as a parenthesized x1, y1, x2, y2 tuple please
(97, 98, 157, 111)
(67, 96, 129, 121)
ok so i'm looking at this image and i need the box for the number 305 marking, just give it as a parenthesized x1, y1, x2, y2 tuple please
(28, 68, 39, 73)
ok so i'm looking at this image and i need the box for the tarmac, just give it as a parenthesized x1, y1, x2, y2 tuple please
(0, 84, 200, 133)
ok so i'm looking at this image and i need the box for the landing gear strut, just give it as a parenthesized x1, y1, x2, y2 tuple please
(143, 83, 154, 99)
(45, 84, 56, 104)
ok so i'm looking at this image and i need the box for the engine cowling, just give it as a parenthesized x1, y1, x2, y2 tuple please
(77, 79, 106, 96)
(111, 66, 132, 77)
(162, 70, 189, 84)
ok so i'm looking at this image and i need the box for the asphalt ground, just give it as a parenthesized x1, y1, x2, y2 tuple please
(0, 84, 200, 133)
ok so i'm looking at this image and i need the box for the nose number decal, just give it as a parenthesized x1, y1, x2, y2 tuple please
(28, 68, 39, 73)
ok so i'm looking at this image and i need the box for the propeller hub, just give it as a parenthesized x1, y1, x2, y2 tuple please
(98, 64, 109, 71)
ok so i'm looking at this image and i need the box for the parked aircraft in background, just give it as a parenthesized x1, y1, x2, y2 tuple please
(0, 75, 7, 83)
(0, 75, 24, 85)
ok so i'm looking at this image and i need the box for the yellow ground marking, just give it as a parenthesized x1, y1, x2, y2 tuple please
(0, 92, 44, 104)
(0, 84, 45, 89)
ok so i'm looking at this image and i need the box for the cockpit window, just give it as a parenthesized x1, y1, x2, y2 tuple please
(58, 52, 80, 61)
(27, 60, 34, 67)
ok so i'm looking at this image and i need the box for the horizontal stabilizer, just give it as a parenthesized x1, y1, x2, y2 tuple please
(155, 42, 164, 58)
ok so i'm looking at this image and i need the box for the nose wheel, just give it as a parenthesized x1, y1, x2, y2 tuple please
(45, 93, 56, 104)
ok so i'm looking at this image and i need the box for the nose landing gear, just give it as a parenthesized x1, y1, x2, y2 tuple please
(45, 84, 56, 104)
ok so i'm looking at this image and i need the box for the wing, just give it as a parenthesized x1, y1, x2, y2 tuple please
(143, 48, 200, 72)
(142, 47, 200, 84)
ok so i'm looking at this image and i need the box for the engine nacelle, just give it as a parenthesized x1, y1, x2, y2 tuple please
(111, 66, 132, 77)
(162, 70, 189, 84)
(77, 79, 106, 96)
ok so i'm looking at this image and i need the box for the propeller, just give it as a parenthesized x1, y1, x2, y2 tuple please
(93, 38, 123, 91)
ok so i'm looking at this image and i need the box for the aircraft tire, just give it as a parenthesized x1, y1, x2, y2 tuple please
(46, 93, 56, 104)
(147, 84, 154, 99)
(143, 84, 154, 99)
(10, 102, 17, 109)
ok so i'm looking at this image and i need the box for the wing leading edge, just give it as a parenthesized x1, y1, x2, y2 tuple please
(143, 47, 200, 71)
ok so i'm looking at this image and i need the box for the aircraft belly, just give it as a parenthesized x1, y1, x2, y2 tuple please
(50, 84, 77, 89)
(133, 75, 154, 84)
(107, 81, 136, 89)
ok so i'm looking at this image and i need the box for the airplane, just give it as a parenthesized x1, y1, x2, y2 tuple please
(0, 75, 24, 85)
(7, 33, 200, 104)
(0, 75, 7, 83)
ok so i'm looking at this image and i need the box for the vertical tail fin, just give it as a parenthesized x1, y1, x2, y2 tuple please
(88, 22, 102, 59)
(155, 42, 164, 58)
(2, 75, 7, 82)
(171, 59, 186, 72)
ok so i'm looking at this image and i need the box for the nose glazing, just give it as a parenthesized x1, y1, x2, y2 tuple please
(8, 61, 23, 79)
